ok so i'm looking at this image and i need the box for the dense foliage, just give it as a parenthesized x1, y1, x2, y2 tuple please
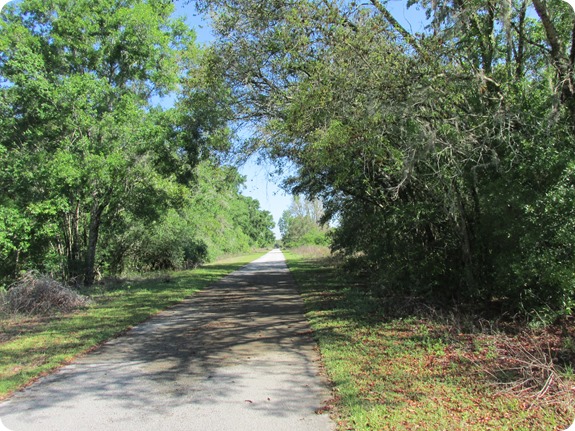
(0, 0, 275, 286)
(197, 0, 575, 319)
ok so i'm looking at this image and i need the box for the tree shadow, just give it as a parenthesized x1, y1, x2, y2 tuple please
(0, 252, 334, 430)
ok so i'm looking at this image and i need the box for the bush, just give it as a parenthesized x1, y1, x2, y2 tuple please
(183, 240, 208, 269)
(1, 272, 90, 315)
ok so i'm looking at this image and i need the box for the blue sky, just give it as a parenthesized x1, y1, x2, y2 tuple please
(174, 1, 428, 238)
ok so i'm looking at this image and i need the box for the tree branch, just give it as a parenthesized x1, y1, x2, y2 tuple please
(532, 0, 563, 63)
(368, 0, 423, 57)
(570, 20, 575, 68)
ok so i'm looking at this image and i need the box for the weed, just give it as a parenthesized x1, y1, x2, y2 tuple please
(485, 334, 575, 415)
(561, 364, 574, 379)
(562, 336, 575, 358)
(288, 245, 331, 259)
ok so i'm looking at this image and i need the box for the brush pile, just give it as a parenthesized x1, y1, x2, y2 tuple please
(1, 272, 90, 315)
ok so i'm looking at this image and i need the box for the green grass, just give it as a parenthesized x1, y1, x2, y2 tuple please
(285, 250, 574, 431)
(0, 252, 265, 399)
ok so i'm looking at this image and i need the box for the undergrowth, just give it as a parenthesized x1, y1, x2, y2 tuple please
(285, 249, 575, 431)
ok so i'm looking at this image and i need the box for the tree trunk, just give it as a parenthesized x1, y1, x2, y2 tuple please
(514, 1, 528, 80)
(453, 182, 476, 294)
(532, 0, 575, 130)
(64, 202, 83, 280)
(14, 249, 20, 278)
(84, 202, 105, 286)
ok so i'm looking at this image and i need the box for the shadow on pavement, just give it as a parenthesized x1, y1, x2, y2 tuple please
(0, 251, 333, 431)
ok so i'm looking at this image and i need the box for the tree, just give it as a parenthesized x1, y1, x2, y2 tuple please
(278, 196, 329, 248)
(197, 0, 575, 317)
(0, 0, 205, 284)
(232, 196, 276, 248)
(93, 159, 275, 273)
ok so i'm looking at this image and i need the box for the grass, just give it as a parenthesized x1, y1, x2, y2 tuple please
(284, 248, 575, 431)
(0, 252, 265, 399)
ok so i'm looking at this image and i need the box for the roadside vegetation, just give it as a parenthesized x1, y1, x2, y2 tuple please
(3, 1, 574, 320)
(0, 252, 265, 399)
(286, 248, 575, 431)
(278, 196, 331, 248)
(200, 0, 575, 323)
(0, 0, 275, 289)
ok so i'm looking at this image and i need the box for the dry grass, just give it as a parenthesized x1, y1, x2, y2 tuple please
(286, 248, 575, 430)
(481, 331, 575, 415)
(288, 245, 332, 259)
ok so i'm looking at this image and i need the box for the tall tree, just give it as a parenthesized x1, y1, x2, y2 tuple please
(197, 0, 575, 316)
(278, 196, 328, 247)
(0, 0, 202, 284)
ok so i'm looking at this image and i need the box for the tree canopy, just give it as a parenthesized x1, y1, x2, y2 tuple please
(3, 0, 575, 319)
(0, 0, 275, 285)
(196, 0, 575, 319)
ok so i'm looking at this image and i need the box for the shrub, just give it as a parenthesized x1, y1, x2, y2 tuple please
(183, 240, 209, 269)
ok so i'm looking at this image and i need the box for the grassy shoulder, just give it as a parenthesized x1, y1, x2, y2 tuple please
(284, 248, 575, 431)
(0, 251, 265, 399)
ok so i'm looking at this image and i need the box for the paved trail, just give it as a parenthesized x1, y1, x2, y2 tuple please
(0, 250, 335, 431)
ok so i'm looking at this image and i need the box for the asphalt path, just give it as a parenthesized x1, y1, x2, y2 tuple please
(0, 250, 335, 431)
